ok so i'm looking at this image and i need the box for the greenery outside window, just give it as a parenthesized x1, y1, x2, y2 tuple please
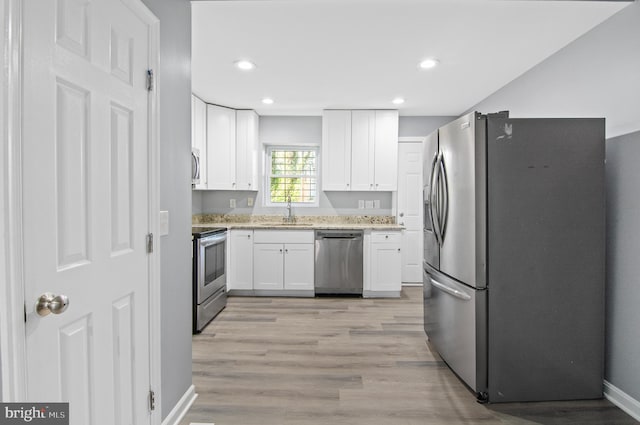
(266, 146, 318, 206)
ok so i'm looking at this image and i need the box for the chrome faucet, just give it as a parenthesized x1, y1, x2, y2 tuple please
(284, 195, 295, 223)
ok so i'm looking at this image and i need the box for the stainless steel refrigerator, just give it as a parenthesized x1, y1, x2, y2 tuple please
(423, 111, 605, 403)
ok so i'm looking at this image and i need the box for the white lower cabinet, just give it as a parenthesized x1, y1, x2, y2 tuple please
(228, 230, 253, 291)
(253, 243, 285, 290)
(365, 231, 402, 297)
(252, 230, 315, 294)
(229, 228, 400, 297)
(283, 244, 315, 291)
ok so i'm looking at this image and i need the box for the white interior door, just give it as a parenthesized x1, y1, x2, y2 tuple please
(397, 142, 424, 283)
(22, 1, 153, 424)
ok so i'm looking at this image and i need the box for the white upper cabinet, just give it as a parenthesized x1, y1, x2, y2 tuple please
(191, 95, 208, 189)
(236, 110, 259, 191)
(322, 110, 352, 191)
(207, 104, 236, 190)
(351, 110, 376, 191)
(373, 110, 400, 191)
(196, 103, 259, 191)
(322, 109, 399, 191)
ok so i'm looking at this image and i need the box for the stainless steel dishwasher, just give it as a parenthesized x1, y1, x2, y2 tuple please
(315, 230, 363, 295)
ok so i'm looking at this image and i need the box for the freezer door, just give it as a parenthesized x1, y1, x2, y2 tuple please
(423, 130, 439, 268)
(438, 112, 485, 288)
(424, 263, 487, 395)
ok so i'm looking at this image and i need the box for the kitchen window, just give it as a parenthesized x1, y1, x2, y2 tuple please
(266, 146, 318, 206)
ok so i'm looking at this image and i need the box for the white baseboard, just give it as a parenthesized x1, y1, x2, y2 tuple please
(401, 283, 423, 287)
(162, 384, 198, 425)
(604, 380, 640, 422)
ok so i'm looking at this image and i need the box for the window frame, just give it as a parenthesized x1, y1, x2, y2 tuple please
(264, 145, 320, 208)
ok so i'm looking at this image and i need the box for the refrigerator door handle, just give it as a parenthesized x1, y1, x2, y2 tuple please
(429, 153, 442, 246)
(439, 154, 449, 243)
(430, 277, 471, 301)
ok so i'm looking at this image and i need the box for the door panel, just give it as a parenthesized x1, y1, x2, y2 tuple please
(397, 142, 423, 282)
(283, 244, 314, 291)
(371, 245, 401, 292)
(351, 110, 375, 191)
(322, 110, 352, 190)
(253, 244, 284, 290)
(207, 104, 236, 190)
(438, 112, 479, 287)
(23, 1, 152, 423)
(373, 110, 399, 191)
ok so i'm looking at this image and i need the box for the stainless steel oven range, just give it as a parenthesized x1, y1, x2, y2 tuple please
(192, 227, 227, 333)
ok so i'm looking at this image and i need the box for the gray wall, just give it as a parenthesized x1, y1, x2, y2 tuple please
(193, 115, 453, 217)
(399, 116, 455, 138)
(469, 2, 639, 139)
(472, 2, 640, 401)
(141, 0, 193, 420)
(605, 130, 640, 402)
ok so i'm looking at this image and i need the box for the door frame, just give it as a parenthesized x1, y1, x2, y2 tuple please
(0, 1, 162, 423)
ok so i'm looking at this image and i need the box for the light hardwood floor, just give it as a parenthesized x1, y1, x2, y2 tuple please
(181, 287, 637, 425)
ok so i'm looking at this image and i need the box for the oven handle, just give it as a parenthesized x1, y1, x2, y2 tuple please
(199, 233, 226, 248)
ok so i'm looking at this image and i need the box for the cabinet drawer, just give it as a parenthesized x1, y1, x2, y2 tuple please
(370, 231, 401, 244)
(253, 230, 314, 244)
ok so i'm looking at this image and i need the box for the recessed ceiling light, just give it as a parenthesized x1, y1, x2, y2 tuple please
(262, 98, 274, 105)
(392, 97, 405, 105)
(234, 60, 256, 71)
(419, 58, 440, 69)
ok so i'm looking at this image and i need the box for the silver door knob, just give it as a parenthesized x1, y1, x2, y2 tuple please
(36, 293, 69, 317)
(399, 212, 404, 217)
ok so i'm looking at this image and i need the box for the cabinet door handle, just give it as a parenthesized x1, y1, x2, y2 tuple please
(279, 249, 283, 253)
(285, 249, 288, 253)
(397, 248, 401, 252)
(247, 235, 251, 239)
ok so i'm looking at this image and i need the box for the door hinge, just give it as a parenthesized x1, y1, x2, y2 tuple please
(147, 233, 154, 254)
(146, 69, 154, 91)
(149, 389, 156, 411)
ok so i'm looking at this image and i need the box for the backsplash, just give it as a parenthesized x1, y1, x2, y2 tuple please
(192, 214, 396, 225)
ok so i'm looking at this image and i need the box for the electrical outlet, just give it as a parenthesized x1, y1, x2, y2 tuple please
(247, 197, 254, 207)
(230, 199, 236, 208)
(358, 200, 365, 209)
(365, 200, 374, 209)
(373, 200, 380, 209)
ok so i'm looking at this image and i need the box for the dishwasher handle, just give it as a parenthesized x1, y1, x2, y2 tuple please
(315, 231, 363, 240)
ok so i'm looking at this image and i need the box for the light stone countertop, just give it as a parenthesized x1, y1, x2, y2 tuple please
(192, 214, 404, 231)
(193, 222, 404, 231)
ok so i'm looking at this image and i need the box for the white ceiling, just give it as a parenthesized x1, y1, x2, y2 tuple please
(191, 0, 628, 116)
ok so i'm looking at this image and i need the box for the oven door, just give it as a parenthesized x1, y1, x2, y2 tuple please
(197, 232, 227, 303)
